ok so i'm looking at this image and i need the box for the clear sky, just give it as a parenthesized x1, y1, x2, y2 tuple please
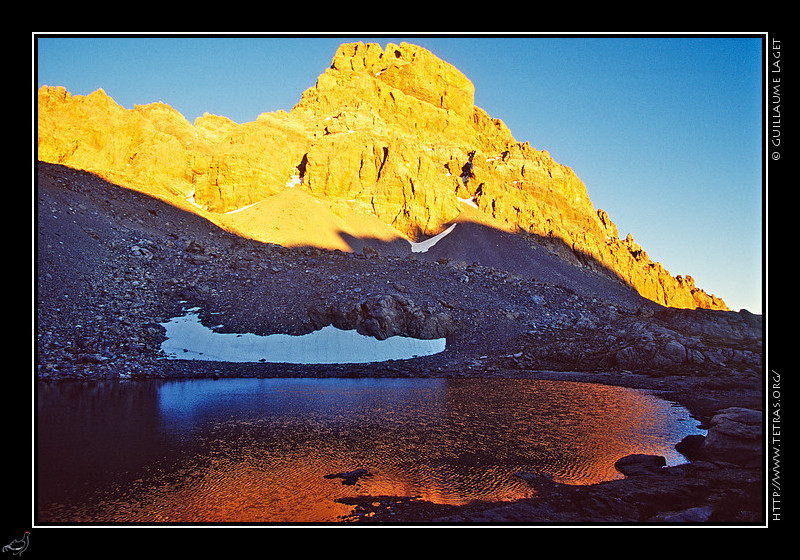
(34, 33, 765, 313)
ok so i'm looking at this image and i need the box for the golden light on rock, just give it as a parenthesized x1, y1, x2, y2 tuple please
(37, 40, 727, 310)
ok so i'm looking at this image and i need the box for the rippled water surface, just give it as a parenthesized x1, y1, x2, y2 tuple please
(37, 378, 704, 523)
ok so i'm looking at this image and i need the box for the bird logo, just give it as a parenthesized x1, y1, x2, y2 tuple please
(2, 532, 29, 556)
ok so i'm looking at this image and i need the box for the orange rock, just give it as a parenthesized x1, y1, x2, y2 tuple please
(36, 42, 728, 311)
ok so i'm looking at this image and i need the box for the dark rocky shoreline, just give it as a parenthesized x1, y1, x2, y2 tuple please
(35, 162, 764, 525)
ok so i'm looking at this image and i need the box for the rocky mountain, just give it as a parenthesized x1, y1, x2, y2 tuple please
(37, 41, 727, 311)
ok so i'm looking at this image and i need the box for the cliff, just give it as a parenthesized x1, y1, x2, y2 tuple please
(36, 41, 727, 310)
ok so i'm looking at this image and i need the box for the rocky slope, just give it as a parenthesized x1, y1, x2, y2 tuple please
(36, 158, 761, 387)
(37, 41, 728, 311)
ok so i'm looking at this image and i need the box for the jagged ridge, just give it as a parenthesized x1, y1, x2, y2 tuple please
(36, 41, 727, 310)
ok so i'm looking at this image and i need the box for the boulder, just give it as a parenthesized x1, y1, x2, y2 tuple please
(614, 454, 667, 476)
(661, 340, 687, 363)
(702, 407, 762, 466)
(675, 434, 706, 461)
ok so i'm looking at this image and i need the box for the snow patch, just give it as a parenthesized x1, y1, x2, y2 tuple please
(286, 174, 303, 188)
(185, 188, 205, 210)
(224, 201, 259, 215)
(159, 308, 446, 364)
(457, 196, 478, 209)
(408, 223, 457, 253)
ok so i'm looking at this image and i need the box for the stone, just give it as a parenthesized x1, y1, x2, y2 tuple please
(185, 241, 204, 254)
(131, 245, 153, 259)
(702, 407, 762, 466)
(614, 454, 667, 476)
(661, 339, 687, 363)
(650, 506, 714, 523)
(675, 434, 706, 461)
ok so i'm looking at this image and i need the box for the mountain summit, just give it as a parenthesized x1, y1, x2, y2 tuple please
(37, 41, 727, 310)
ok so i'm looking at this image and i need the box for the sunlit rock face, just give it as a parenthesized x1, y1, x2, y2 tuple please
(36, 41, 728, 310)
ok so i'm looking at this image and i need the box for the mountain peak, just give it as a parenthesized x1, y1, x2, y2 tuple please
(36, 42, 727, 311)
(328, 41, 476, 119)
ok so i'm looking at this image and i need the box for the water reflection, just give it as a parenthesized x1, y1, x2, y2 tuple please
(37, 378, 705, 523)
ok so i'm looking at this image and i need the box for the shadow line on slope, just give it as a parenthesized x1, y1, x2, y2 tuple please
(335, 221, 650, 311)
(36, 161, 650, 313)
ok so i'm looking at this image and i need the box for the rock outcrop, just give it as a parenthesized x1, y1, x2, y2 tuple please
(308, 293, 455, 341)
(701, 407, 762, 467)
(37, 41, 728, 310)
(673, 407, 762, 470)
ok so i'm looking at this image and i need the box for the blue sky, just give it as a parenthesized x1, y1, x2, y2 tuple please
(35, 34, 765, 313)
